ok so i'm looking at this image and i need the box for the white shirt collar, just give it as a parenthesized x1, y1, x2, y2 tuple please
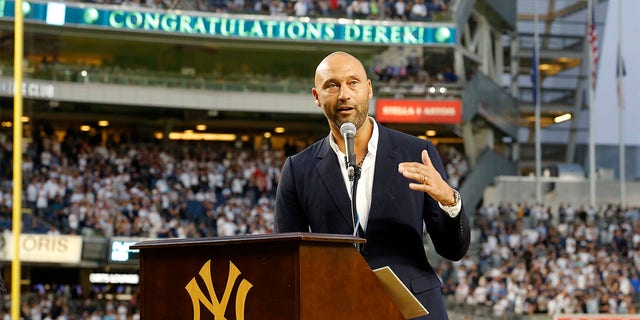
(328, 116, 379, 164)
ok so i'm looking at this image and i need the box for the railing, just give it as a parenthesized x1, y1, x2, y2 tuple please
(0, 62, 465, 99)
(376, 81, 464, 99)
(0, 63, 312, 94)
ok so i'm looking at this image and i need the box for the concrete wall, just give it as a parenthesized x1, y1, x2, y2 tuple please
(483, 176, 640, 208)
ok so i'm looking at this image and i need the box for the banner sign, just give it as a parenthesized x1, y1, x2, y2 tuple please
(0, 232, 83, 263)
(0, 78, 56, 99)
(375, 98, 462, 124)
(0, 0, 455, 46)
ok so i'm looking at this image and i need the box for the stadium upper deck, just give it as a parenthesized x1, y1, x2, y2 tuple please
(0, 0, 471, 153)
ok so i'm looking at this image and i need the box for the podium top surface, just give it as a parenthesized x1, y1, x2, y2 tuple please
(130, 232, 365, 250)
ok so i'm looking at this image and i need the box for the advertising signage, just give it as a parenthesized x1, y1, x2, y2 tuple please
(0, 0, 456, 46)
(109, 237, 147, 264)
(0, 233, 83, 264)
(0, 78, 56, 99)
(376, 98, 462, 124)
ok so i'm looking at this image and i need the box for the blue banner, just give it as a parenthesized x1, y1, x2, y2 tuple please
(0, 0, 456, 46)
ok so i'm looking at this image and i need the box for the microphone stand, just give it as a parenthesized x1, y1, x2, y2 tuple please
(348, 161, 364, 254)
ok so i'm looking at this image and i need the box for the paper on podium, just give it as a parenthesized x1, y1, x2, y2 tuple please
(373, 266, 429, 319)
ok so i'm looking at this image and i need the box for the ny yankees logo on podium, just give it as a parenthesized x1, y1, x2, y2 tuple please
(185, 259, 254, 320)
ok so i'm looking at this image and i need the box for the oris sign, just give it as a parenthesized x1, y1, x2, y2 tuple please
(0, 233, 83, 263)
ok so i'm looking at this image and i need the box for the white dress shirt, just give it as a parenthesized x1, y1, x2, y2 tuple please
(329, 118, 460, 231)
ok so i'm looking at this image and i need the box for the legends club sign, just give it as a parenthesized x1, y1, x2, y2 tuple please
(0, 0, 455, 46)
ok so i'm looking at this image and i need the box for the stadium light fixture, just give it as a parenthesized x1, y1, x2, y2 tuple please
(168, 132, 236, 141)
(554, 113, 572, 123)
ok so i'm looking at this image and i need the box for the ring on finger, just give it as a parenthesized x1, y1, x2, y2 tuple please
(422, 175, 428, 184)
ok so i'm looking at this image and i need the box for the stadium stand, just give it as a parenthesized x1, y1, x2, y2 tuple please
(0, 134, 281, 237)
(2, 132, 639, 318)
(0, 130, 470, 318)
(442, 202, 640, 317)
(82, 0, 454, 22)
(3, 0, 638, 319)
(0, 52, 462, 99)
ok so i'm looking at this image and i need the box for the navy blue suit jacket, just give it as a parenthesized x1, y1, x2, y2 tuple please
(275, 124, 470, 319)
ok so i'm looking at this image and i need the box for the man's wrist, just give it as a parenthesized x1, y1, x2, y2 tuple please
(440, 189, 460, 207)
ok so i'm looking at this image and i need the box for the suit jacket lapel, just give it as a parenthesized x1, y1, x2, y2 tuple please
(370, 125, 398, 220)
(315, 137, 355, 229)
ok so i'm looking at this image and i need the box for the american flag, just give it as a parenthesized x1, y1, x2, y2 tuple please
(588, 0, 599, 91)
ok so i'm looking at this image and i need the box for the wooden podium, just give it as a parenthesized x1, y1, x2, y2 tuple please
(131, 233, 405, 320)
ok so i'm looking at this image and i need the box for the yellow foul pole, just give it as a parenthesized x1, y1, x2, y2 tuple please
(12, 0, 24, 318)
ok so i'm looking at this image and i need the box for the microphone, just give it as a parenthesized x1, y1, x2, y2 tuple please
(340, 122, 357, 173)
(340, 122, 362, 243)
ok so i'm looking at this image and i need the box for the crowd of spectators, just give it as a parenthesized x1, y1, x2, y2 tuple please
(16, 126, 640, 318)
(1, 283, 139, 320)
(370, 47, 463, 100)
(79, 0, 452, 22)
(0, 131, 282, 239)
(0, 128, 285, 318)
(438, 202, 640, 317)
(0, 126, 469, 318)
(0, 132, 467, 239)
(438, 144, 467, 189)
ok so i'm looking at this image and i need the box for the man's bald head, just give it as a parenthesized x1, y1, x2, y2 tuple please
(314, 51, 368, 87)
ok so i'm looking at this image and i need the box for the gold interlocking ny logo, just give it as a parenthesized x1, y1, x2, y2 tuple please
(185, 259, 254, 320)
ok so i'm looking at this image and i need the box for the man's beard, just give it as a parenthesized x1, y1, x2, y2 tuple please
(330, 106, 367, 131)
